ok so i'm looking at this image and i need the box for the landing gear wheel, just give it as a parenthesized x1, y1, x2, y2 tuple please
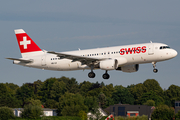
(152, 62, 158, 73)
(88, 72, 95, 78)
(102, 73, 110, 79)
(153, 69, 158, 73)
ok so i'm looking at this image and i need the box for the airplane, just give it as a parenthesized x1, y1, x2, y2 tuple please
(6, 29, 178, 79)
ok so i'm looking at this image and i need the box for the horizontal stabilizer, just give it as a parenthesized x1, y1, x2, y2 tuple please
(6, 58, 33, 63)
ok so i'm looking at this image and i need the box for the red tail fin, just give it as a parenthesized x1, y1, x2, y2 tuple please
(15, 29, 42, 53)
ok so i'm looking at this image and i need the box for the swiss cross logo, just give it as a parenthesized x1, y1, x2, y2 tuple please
(20, 36, 31, 49)
(16, 32, 41, 53)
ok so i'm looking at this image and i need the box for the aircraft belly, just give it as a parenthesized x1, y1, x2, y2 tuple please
(57, 61, 81, 70)
(123, 52, 161, 65)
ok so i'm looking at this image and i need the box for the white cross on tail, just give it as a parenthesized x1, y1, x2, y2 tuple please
(20, 36, 31, 49)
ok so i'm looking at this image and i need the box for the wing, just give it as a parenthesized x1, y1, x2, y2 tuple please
(47, 51, 106, 65)
(6, 58, 33, 63)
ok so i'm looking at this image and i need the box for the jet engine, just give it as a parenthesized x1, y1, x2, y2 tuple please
(99, 59, 118, 70)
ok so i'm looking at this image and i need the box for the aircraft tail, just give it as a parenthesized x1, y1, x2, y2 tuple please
(14, 29, 44, 58)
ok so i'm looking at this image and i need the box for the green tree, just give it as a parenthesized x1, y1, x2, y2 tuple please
(143, 100, 155, 106)
(100, 82, 105, 87)
(59, 76, 79, 94)
(16, 83, 35, 107)
(84, 96, 98, 112)
(50, 80, 67, 101)
(33, 80, 43, 100)
(164, 84, 180, 107)
(98, 92, 106, 108)
(0, 107, 15, 120)
(38, 77, 57, 102)
(102, 84, 114, 98)
(21, 104, 43, 119)
(78, 110, 87, 120)
(79, 81, 92, 97)
(104, 97, 114, 109)
(143, 79, 163, 97)
(44, 99, 58, 108)
(129, 83, 147, 104)
(112, 85, 135, 104)
(0, 83, 21, 108)
(151, 105, 174, 120)
(57, 92, 87, 116)
(175, 110, 180, 119)
(138, 91, 164, 106)
(5, 83, 19, 93)
(25, 98, 42, 107)
(87, 88, 102, 97)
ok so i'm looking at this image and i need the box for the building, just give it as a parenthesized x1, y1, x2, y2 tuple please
(106, 104, 153, 119)
(43, 108, 57, 116)
(12, 108, 24, 117)
(175, 101, 180, 113)
(43, 108, 54, 116)
(12, 108, 57, 117)
(87, 107, 107, 120)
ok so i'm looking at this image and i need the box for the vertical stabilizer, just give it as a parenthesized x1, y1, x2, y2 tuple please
(14, 29, 43, 58)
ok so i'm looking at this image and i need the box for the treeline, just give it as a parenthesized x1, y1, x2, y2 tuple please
(0, 77, 180, 116)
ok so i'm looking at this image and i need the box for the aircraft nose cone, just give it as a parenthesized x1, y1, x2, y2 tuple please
(172, 49, 178, 57)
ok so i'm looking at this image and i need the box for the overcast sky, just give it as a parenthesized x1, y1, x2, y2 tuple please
(1, 0, 180, 89)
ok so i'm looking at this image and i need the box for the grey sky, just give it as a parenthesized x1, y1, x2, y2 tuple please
(1, 0, 179, 89)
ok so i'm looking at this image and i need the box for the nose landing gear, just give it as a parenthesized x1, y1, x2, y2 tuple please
(152, 62, 158, 73)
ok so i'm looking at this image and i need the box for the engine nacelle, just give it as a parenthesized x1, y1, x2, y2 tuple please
(100, 59, 118, 70)
(118, 64, 139, 73)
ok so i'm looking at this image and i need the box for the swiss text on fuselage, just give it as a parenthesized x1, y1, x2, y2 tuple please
(120, 46, 146, 55)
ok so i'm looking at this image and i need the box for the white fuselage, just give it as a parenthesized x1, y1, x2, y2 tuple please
(15, 43, 177, 71)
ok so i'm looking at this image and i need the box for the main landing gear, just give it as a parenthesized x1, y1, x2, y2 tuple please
(152, 62, 158, 73)
(88, 65, 95, 78)
(88, 65, 110, 79)
(102, 70, 110, 79)
(88, 71, 95, 78)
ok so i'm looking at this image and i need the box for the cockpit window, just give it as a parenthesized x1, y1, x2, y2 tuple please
(160, 46, 170, 49)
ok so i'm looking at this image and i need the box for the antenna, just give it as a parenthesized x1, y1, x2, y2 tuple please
(150, 41, 153, 43)
(78, 48, 81, 51)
